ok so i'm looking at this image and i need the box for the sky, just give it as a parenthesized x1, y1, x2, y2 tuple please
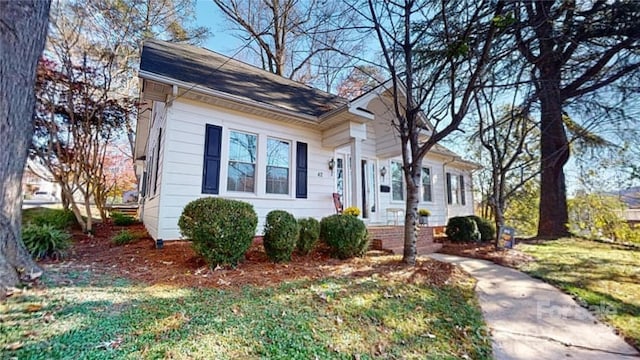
(194, 1, 243, 55)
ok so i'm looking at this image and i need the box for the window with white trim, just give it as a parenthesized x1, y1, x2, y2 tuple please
(421, 167, 432, 202)
(391, 161, 404, 201)
(266, 138, 290, 194)
(227, 131, 257, 193)
(446, 172, 466, 205)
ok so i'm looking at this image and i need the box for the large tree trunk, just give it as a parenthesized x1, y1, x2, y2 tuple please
(402, 165, 421, 265)
(0, 0, 51, 297)
(536, 69, 571, 238)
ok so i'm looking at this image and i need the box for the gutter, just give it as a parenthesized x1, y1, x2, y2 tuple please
(138, 70, 321, 126)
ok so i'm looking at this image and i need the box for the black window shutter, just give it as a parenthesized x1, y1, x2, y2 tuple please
(459, 175, 466, 205)
(446, 172, 452, 204)
(202, 124, 223, 194)
(295, 141, 308, 198)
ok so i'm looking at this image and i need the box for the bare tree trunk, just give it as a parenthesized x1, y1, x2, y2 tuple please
(403, 167, 421, 265)
(0, 0, 51, 297)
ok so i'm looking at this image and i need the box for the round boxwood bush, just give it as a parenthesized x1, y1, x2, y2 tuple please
(467, 215, 496, 242)
(263, 210, 300, 263)
(178, 197, 257, 267)
(297, 217, 320, 255)
(446, 216, 481, 243)
(320, 214, 369, 259)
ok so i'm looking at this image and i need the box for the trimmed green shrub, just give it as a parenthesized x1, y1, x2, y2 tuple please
(446, 216, 481, 243)
(320, 214, 369, 259)
(111, 211, 137, 226)
(22, 223, 72, 260)
(112, 229, 137, 245)
(297, 217, 320, 255)
(467, 215, 496, 242)
(263, 210, 299, 262)
(178, 197, 257, 267)
(23, 208, 76, 229)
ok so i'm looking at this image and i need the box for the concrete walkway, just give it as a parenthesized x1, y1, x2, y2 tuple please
(429, 253, 640, 360)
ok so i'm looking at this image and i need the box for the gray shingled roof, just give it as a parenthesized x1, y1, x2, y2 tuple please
(140, 40, 348, 117)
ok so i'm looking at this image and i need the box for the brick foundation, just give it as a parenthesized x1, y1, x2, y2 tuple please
(368, 225, 442, 255)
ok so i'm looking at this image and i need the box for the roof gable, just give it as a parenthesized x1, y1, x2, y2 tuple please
(140, 40, 347, 117)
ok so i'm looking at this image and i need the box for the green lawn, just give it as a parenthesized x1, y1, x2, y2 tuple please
(1, 264, 491, 359)
(518, 238, 640, 348)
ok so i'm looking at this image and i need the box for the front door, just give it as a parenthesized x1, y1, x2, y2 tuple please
(361, 159, 377, 220)
(336, 155, 349, 207)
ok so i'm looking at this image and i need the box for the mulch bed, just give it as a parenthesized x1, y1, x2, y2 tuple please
(438, 241, 534, 268)
(38, 221, 467, 289)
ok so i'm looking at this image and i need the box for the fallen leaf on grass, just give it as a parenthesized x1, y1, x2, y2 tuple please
(23, 331, 39, 339)
(25, 304, 43, 313)
(42, 312, 55, 323)
(194, 267, 208, 276)
(5, 342, 23, 351)
(373, 342, 387, 356)
(95, 337, 123, 350)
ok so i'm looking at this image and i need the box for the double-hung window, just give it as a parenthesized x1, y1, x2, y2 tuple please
(227, 131, 257, 193)
(266, 138, 290, 194)
(391, 161, 404, 201)
(446, 172, 466, 205)
(421, 167, 432, 202)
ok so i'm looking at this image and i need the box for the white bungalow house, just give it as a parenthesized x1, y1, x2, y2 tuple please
(135, 40, 477, 244)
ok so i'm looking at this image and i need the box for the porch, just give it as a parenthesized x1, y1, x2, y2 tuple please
(368, 225, 443, 255)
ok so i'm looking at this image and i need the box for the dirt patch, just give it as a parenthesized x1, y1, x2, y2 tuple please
(438, 241, 534, 268)
(38, 221, 467, 289)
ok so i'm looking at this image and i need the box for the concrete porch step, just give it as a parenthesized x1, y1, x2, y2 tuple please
(107, 205, 139, 218)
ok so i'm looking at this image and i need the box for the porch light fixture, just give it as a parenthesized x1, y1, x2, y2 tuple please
(328, 158, 335, 171)
(380, 166, 387, 180)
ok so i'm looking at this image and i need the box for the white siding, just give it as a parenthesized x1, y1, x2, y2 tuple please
(141, 101, 168, 239)
(155, 99, 336, 240)
(368, 98, 403, 158)
(144, 94, 478, 240)
(444, 166, 475, 219)
(375, 155, 475, 227)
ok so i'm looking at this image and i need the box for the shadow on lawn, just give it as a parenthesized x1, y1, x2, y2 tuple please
(3, 272, 492, 359)
(520, 249, 640, 350)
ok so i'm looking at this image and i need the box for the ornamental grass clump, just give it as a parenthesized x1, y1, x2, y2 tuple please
(263, 210, 300, 262)
(296, 217, 320, 255)
(320, 214, 369, 259)
(178, 197, 257, 267)
(22, 223, 72, 260)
